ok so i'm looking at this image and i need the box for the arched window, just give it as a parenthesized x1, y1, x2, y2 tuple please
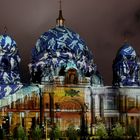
(65, 69, 78, 84)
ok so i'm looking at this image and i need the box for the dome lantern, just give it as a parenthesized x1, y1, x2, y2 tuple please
(56, 0, 65, 27)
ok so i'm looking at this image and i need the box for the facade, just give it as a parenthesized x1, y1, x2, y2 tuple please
(0, 5, 140, 138)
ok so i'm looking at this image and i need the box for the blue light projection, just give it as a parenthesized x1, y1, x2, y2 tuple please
(29, 26, 102, 84)
(0, 84, 23, 99)
(0, 34, 22, 100)
(113, 43, 140, 86)
(0, 35, 21, 84)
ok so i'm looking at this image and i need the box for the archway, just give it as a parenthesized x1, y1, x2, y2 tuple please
(57, 99, 88, 138)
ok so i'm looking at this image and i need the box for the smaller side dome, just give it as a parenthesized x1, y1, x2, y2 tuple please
(0, 35, 17, 54)
(137, 55, 140, 82)
(116, 43, 136, 60)
(112, 42, 139, 86)
(0, 35, 21, 84)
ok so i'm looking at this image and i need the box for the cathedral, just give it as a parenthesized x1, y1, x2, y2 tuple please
(0, 2, 140, 139)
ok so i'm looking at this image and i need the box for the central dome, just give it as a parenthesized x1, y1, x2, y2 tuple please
(29, 26, 102, 85)
(32, 26, 92, 61)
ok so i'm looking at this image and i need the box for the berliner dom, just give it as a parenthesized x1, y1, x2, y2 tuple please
(0, 2, 140, 139)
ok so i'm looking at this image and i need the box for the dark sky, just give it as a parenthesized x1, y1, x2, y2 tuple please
(0, 0, 140, 85)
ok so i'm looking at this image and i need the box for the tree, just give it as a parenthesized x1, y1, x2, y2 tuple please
(0, 127, 5, 140)
(66, 124, 78, 140)
(111, 123, 124, 140)
(50, 124, 61, 140)
(13, 124, 27, 140)
(128, 124, 137, 140)
(17, 125, 25, 139)
(32, 125, 42, 140)
(95, 122, 108, 140)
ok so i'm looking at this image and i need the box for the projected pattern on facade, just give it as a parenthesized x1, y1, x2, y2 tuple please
(113, 43, 140, 86)
(0, 34, 22, 99)
(29, 26, 102, 84)
(0, 35, 21, 84)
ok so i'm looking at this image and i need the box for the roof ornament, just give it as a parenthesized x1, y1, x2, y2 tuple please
(4, 25, 8, 34)
(123, 30, 133, 43)
(59, 0, 62, 10)
(56, 0, 65, 27)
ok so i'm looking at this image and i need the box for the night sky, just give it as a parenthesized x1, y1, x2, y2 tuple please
(0, 0, 140, 85)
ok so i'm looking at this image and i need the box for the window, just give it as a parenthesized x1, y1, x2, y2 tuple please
(65, 69, 78, 84)
(128, 97, 135, 109)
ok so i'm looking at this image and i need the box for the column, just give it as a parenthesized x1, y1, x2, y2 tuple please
(99, 94, 104, 118)
(90, 90, 95, 135)
(49, 92, 55, 125)
(25, 110, 30, 133)
(125, 95, 128, 135)
(39, 90, 43, 128)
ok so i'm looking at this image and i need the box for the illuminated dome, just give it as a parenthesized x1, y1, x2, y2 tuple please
(113, 42, 139, 86)
(32, 26, 92, 62)
(116, 43, 136, 60)
(29, 26, 103, 85)
(0, 34, 21, 84)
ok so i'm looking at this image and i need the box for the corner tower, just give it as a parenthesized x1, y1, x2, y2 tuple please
(0, 28, 21, 84)
(112, 42, 139, 86)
